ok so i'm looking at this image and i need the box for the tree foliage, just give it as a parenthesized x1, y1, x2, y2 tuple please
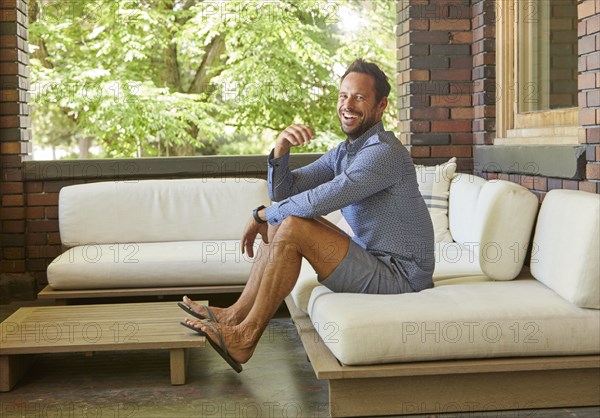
(29, 0, 396, 158)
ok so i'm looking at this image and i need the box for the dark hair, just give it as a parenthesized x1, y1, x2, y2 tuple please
(341, 59, 391, 103)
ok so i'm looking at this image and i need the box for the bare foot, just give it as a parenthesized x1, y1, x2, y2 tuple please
(182, 318, 259, 364)
(182, 296, 239, 325)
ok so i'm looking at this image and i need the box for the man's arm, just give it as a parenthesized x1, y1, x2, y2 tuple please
(268, 124, 335, 201)
(265, 141, 402, 225)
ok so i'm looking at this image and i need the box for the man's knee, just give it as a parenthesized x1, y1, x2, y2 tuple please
(278, 216, 310, 237)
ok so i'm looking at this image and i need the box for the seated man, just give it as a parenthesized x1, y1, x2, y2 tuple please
(180, 59, 434, 372)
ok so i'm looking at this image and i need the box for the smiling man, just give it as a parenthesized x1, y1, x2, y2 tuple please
(180, 59, 434, 372)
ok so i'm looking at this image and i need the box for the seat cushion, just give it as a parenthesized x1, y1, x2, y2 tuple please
(531, 190, 600, 309)
(290, 237, 486, 315)
(291, 241, 486, 314)
(47, 241, 256, 289)
(307, 279, 600, 365)
(289, 260, 321, 314)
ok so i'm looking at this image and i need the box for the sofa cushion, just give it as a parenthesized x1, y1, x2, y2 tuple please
(307, 279, 600, 365)
(47, 241, 257, 289)
(415, 157, 457, 243)
(448, 174, 487, 244)
(290, 241, 488, 314)
(289, 260, 321, 314)
(447, 175, 538, 281)
(531, 190, 600, 309)
(476, 180, 539, 280)
(59, 178, 270, 246)
(433, 242, 483, 280)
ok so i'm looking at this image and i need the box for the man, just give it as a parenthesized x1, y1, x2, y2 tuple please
(180, 59, 434, 372)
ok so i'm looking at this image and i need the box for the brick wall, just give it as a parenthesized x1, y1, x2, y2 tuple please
(472, 0, 496, 146)
(22, 177, 63, 282)
(1, 0, 30, 284)
(397, 0, 474, 172)
(578, 0, 600, 185)
(473, 0, 599, 200)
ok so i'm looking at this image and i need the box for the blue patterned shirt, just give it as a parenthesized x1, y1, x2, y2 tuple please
(265, 122, 434, 292)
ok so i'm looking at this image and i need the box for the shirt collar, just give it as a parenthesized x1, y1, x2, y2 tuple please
(346, 121, 384, 154)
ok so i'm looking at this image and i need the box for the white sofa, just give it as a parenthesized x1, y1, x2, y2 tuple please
(286, 187, 600, 417)
(42, 173, 600, 415)
(42, 178, 270, 299)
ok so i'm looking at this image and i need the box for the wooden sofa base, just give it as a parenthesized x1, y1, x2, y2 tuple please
(284, 296, 600, 417)
(38, 284, 245, 304)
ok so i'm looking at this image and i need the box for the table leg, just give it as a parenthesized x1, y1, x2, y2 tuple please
(170, 348, 188, 385)
(0, 354, 33, 392)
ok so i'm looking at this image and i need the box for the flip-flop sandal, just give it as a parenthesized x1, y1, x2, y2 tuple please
(177, 302, 218, 322)
(180, 320, 243, 373)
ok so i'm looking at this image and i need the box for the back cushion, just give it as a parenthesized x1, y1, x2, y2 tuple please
(448, 174, 487, 244)
(449, 175, 538, 280)
(415, 157, 457, 242)
(531, 190, 600, 309)
(59, 178, 270, 246)
(476, 180, 538, 280)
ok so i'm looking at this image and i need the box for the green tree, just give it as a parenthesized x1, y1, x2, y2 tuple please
(29, 0, 396, 158)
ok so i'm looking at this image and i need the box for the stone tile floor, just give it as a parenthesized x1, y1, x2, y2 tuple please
(1, 301, 599, 417)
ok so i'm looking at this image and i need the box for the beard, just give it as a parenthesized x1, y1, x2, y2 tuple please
(338, 105, 379, 140)
(339, 113, 377, 140)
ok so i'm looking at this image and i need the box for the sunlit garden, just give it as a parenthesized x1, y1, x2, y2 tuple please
(29, 0, 395, 159)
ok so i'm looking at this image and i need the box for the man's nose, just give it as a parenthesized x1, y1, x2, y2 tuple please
(342, 96, 355, 109)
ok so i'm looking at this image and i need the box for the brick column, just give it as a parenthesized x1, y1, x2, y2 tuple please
(0, 0, 31, 298)
(578, 0, 600, 184)
(397, 0, 473, 171)
(471, 0, 496, 148)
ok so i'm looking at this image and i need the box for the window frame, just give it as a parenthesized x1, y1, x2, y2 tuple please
(495, 0, 582, 145)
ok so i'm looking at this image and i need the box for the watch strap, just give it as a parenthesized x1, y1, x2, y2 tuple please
(253, 205, 267, 224)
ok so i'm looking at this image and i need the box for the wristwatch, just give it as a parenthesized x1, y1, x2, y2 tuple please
(253, 205, 267, 224)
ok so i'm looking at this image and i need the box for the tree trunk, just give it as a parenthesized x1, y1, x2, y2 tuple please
(163, 43, 182, 90)
(78, 137, 91, 159)
(188, 35, 226, 94)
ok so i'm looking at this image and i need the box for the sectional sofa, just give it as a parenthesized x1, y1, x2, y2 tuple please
(287, 184, 600, 417)
(41, 169, 600, 417)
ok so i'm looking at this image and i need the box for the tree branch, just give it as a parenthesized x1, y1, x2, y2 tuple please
(29, 0, 53, 69)
(187, 35, 226, 94)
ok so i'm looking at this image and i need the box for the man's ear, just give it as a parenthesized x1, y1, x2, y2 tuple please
(377, 96, 388, 116)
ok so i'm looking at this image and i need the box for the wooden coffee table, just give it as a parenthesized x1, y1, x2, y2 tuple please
(0, 301, 206, 391)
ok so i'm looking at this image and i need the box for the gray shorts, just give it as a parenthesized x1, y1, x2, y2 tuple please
(318, 240, 414, 294)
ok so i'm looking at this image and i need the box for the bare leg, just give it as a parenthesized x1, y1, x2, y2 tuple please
(186, 216, 350, 363)
(183, 215, 344, 325)
(223, 238, 279, 323)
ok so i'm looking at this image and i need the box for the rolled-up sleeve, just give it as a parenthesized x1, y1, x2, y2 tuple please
(265, 142, 401, 225)
(267, 149, 335, 201)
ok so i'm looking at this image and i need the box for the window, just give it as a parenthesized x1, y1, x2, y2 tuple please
(496, 0, 580, 144)
(28, 1, 396, 160)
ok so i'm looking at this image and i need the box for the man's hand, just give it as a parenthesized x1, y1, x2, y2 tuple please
(274, 124, 315, 158)
(241, 214, 269, 258)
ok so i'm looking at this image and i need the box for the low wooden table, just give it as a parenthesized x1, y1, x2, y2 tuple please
(0, 301, 206, 391)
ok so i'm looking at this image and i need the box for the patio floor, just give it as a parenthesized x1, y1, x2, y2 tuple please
(1, 299, 599, 418)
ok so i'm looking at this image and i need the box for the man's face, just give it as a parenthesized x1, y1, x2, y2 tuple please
(337, 72, 388, 141)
